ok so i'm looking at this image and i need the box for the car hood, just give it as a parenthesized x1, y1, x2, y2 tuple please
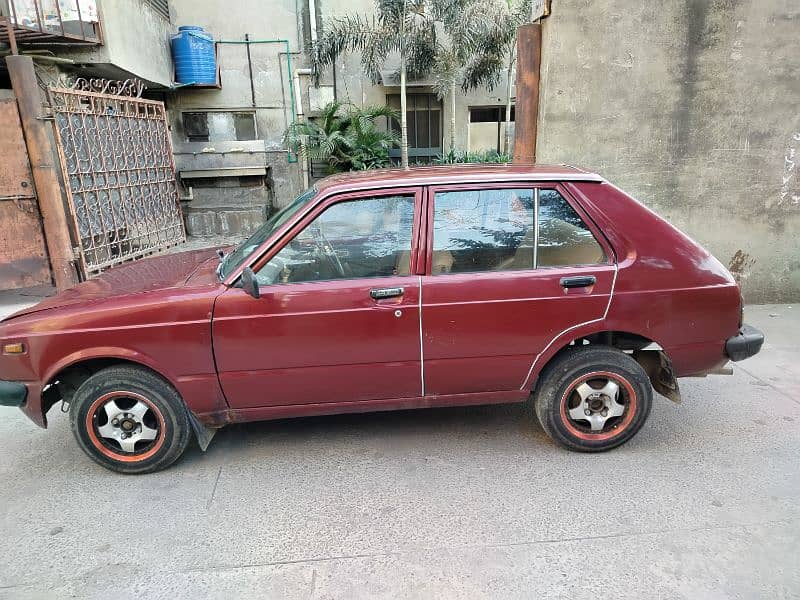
(4, 248, 222, 321)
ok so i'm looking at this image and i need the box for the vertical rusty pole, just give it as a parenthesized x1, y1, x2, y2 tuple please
(512, 22, 542, 164)
(6, 55, 79, 290)
(3, 17, 18, 56)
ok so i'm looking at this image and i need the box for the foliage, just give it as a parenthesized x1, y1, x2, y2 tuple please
(310, 0, 534, 164)
(430, 0, 527, 97)
(311, 1, 437, 85)
(283, 101, 400, 174)
(434, 149, 512, 164)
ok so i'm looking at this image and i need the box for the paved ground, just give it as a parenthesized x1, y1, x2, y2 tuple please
(0, 291, 797, 599)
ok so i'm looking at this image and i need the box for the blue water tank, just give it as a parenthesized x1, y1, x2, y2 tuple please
(171, 26, 217, 85)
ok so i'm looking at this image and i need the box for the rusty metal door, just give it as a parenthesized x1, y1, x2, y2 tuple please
(49, 79, 185, 276)
(0, 97, 51, 289)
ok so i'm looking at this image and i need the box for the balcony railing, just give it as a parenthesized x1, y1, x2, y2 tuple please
(0, 0, 101, 45)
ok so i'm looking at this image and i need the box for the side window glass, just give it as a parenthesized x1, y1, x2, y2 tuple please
(256, 195, 415, 285)
(537, 189, 606, 267)
(432, 188, 535, 274)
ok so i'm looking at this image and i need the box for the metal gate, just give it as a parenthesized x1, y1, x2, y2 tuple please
(49, 78, 185, 276)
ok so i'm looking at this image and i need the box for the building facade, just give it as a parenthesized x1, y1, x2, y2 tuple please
(1, 0, 798, 301)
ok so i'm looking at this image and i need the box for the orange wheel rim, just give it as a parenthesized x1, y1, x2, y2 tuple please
(85, 391, 166, 462)
(559, 371, 637, 441)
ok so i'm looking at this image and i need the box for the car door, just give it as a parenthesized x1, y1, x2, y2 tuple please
(420, 182, 616, 396)
(213, 187, 424, 409)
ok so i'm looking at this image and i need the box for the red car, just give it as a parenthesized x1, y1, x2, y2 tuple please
(0, 165, 764, 473)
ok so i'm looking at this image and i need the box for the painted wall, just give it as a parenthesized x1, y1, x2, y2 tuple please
(536, 0, 800, 303)
(60, 0, 175, 86)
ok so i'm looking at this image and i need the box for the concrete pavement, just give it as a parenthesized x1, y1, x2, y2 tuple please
(0, 292, 797, 599)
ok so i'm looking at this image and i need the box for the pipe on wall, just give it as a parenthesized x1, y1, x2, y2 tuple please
(215, 38, 298, 164)
(294, 68, 313, 189)
(308, 0, 318, 44)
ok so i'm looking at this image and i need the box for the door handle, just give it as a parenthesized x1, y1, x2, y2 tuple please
(560, 275, 596, 289)
(370, 287, 404, 299)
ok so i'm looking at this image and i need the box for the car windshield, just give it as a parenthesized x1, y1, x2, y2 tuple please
(218, 187, 317, 280)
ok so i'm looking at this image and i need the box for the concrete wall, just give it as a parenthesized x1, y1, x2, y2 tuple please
(60, 0, 174, 86)
(536, 0, 800, 303)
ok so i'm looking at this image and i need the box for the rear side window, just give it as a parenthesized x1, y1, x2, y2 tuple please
(537, 189, 606, 267)
(431, 187, 605, 274)
(432, 188, 535, 274)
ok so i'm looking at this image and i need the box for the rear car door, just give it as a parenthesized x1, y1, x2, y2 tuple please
(420, 183, 616, 396)
(213, 187, 424, 409)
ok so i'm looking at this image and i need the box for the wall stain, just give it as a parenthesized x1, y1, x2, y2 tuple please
(728, 249, 756, 285)
(667, 0, 712, 201)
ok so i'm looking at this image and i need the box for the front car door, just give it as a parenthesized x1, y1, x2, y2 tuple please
(420, 182, 616, 396)
(213, 187, 424, 410)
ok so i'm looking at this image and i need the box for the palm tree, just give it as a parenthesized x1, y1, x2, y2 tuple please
(283, 101, 400, 173)
(312, 0, 438, 169)
(430, 0, 517, 153)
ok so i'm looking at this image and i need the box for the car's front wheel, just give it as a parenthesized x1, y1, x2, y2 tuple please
(69, 365, 191, 474)
(534, 346, 653, 452)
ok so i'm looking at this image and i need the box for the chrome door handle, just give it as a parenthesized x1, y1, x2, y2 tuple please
(370, 287, 404, 299)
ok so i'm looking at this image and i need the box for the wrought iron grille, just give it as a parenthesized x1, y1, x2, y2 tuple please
(49, 79, 185, 276)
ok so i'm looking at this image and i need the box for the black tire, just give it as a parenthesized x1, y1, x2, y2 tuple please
(69, 365, 192, 474)
(534, 346, 653, 452)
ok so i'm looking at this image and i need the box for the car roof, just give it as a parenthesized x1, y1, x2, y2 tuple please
(314, 163, 605, 194)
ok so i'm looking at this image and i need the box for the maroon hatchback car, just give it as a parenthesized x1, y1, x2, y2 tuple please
(0, 165, 764, 473)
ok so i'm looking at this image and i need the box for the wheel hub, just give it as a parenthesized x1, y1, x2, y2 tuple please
(94, 396, 161, 454)
(567, 377, 627, 432)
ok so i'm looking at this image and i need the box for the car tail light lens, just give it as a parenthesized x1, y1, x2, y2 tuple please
(739, 294, 744, 329)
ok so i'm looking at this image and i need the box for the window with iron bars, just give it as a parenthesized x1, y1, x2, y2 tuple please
(143, 0, 170, 21)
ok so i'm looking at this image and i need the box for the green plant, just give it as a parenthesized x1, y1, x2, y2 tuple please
(434, 149, 512, 164)
(283, 101, 400, 174)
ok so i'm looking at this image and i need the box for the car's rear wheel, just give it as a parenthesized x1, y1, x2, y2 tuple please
(534, 346, 652, 451)
(69, 365, 191, 474)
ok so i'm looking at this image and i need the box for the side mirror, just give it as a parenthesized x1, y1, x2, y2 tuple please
(241, 267, 260, 299)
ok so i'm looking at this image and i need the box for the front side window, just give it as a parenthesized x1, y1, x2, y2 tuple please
(218, 187, 316, 280)
(431, 187, 605, 274)
(256, 195, 415, 285)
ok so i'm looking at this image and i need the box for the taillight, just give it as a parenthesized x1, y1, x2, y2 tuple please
(739, 293, 744, 329)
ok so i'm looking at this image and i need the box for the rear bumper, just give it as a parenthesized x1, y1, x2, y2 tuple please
(725, 324, 765, 362)
(0, 380, 28, 407)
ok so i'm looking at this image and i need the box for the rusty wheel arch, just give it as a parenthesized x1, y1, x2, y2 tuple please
(537, 330, 681, 403)
(44, 357, 218, 450)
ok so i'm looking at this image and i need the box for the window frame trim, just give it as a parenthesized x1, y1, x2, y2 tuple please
(422, 181, 615, 277)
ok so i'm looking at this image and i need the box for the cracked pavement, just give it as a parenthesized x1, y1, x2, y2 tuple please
(0, 298, 798, 599)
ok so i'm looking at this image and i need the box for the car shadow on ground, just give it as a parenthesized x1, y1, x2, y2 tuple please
(178, 399, 550, 466)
